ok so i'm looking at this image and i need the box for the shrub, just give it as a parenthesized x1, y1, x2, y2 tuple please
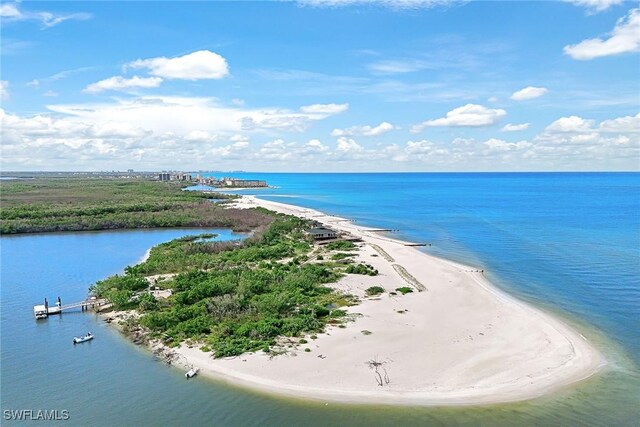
(138, 293, 159, 312)
(325, 241, 357, 251)
(331, 252, 356, 261)
(365, 286, 385, 296)
(345, 263, 378, 276)
(330, 309, 348, 318)
(395, 287, 414, 295)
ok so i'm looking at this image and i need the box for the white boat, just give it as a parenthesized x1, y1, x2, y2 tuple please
(185, 367, 199, 379)
(33, 304, 48, 319)
(73, 333, 94, 344)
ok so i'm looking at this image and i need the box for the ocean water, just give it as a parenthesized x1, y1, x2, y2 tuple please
(1, 173, 639, 426)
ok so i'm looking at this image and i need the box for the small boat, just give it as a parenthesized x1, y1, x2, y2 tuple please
(73, 332, 94, 344)
(185, 367, 199, 379)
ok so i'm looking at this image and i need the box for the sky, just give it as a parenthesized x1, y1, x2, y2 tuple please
(1, 0, 639, 172)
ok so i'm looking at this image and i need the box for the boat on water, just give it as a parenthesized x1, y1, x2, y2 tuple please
(185, 367, 199, 379)
(73, 332, 94, 344)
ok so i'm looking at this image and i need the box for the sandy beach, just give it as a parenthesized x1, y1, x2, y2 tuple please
(161, 195, 605, 405)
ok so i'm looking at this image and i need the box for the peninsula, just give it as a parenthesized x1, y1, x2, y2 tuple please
(98, 193, 604, 406)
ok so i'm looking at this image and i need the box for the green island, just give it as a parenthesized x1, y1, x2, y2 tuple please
(1, 178, 380, 358)
(0, 178, 270, 234)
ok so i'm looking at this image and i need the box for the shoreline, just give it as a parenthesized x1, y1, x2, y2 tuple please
(121, 195, 605, 406)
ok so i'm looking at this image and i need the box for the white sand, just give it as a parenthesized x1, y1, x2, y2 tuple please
(173, 195, 604, 406)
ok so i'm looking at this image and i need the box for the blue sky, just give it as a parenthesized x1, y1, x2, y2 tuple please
(1, 0, 638, 171)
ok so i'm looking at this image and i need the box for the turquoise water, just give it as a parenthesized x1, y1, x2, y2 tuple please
(2, 173, 639, 425)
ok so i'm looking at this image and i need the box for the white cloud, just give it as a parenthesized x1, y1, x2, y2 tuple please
(3, 100, 637, 171)
(83, 76, 163, 93)
(299, 103, 349, 115)
(45, 96, 343, 136)
(332, 121, 395, 137)
(411, 104, 506, 132)
(305, 139, 330, 152)
(367, 59, 430, 74)
(599, 113, 640, 133)
(336, 137, 364, 153)
(126, 50, 229, 80)
(532, 113, 639, 167)
(501, 123, 530, 132)
(43, 90, 59, 97)
(483, 138, 532, 152)
(184, 130, 218, 142)
(0, 80, 9, 101)
(510, 86, 548, 101)
(564, 0, 623, 14)
(564, 8, 640, 60)
(240, 115, 309, 133)
(487, 96, 499, 103)
(232, 98, 245, 106)
(26, 79, 39, 88)
(0, 2, 91, 28)
(545, 116, 595, 133)
(406, 140, 436, 154)
(230, 134, 250, 143)
(452, 137, 475, 146)
(391, 139, 451, 162)
(258, 139, 296, 161)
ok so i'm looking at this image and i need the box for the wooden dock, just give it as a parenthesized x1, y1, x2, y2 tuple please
(33, 297, 108, 319)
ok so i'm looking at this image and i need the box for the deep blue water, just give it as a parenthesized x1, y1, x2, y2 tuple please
(2, 173, 639, 426)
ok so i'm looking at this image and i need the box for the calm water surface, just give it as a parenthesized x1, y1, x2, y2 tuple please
(2, 173, 639, 426)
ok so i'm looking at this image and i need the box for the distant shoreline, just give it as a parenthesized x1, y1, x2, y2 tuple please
(140, 194, 605, 406)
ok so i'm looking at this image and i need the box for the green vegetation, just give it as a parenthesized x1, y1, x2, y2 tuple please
(91, 215, 362, 358)
(0, 179, 272, 234)
(395, 286, 414, 295)
(361, 330, 372, 335)
(345, 263, 378, 276)
(3, 177, 376, 359)
(324, 240, 357, 251)
(365, 286, 385, 296)
(331, 252, 356, 261)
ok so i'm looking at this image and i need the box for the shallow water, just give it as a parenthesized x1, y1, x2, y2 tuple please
(2, 173, 639, 426)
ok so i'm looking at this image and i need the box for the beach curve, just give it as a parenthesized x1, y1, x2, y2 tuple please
(169, 195, 605, 406)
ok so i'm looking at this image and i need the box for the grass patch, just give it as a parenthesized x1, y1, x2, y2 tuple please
(365, 286, 385, 296)
(331, 252, 356, 261)
(324, 241, 357, 251)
